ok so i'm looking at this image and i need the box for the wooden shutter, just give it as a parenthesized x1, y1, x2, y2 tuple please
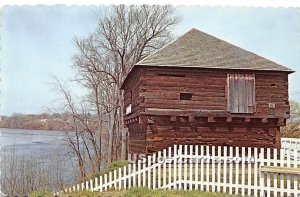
(227, 73, 255, 113)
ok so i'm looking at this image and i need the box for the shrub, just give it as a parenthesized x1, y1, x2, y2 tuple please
(29, 190, 53, 197)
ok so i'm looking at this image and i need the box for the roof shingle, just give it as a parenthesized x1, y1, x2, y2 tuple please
(136, 28, 293, 72)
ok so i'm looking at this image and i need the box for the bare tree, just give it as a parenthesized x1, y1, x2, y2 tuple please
(72, 5, 180, 162)
(282, 100, 300, 137)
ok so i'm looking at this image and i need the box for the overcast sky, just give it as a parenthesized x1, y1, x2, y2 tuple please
(1, 5, 300, 115)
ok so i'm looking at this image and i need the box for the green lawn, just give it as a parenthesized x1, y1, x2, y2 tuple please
(62, 187, 240, 197)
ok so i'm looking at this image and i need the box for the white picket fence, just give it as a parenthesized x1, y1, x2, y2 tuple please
(281, 138, 300, 160)
(59, 141, 300, 197)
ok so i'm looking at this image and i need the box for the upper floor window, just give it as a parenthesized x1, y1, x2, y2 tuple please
(227, 73, 255, 113)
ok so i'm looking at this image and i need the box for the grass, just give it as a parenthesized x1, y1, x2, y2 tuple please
(61, 187, 240, 197)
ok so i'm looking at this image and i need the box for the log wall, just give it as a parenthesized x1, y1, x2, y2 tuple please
(123, 66, 290, 154)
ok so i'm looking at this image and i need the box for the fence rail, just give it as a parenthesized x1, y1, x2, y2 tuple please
(59, 139, 300, 197)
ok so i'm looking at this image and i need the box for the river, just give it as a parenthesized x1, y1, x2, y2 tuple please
(0, 128, 79, 190)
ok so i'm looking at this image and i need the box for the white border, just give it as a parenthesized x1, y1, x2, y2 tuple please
(1, 0, 300, 7)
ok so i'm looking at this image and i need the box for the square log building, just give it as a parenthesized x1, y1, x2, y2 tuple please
(121, 28, 294, 154)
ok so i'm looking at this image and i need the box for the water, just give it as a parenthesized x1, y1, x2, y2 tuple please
(0, 128, 79, 190)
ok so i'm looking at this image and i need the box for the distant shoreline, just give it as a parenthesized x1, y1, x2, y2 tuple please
(0, 127, 69, 132)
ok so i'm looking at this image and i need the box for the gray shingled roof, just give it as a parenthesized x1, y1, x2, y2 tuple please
(135, 28, 293, 72)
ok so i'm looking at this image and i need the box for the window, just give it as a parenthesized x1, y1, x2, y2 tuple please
(180, 93, 193, 100)
(227, 73, 255, 113)
(125, 104, 132, 115)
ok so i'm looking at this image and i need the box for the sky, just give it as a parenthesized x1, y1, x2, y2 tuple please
(1, 5, 300, 115)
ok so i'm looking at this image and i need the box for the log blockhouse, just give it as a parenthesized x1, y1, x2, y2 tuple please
(121, 28, 294, 154)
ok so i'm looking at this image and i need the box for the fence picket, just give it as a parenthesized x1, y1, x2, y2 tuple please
(287, 150, 291, 197)
(86, 181, 89, 191)
(200, 145, 204, 191)
(90, 179, 93, 191)
(229, 147, 233, 195)
(294, 148, 299, 197)
(128, 164, 131, 188)
(137, 160, 142, 187)
(235, 146, 239, 195)
(254, 147, 258, 197)
(158, 151, 162, 188)
(114, 169, 117, 189)
(109, 171, 112, 188)
(142, 158, 145, 187)
(100, 175, 103, 192)
(217, 146, 222, 192)
(223, 146, 227, 193)
(174, 145, 178, 189)
(118, 168, 122, 190)
(206, 145, 210, 192)
(168, 146, 172, 189)
(195, 145, 199, 190)
(212, 146, 216, 192)
(163, 149, 167, 188)
(247, 147, 252, 196)
(153, 153, 156, 189)
(259, 150, 264, 197)
(189, 145, 193, 191)
(280, 149, 284, 196)
(178, 145, 182, 190)
(148, 155, 151, 189)
(273, 149, 278, 197)
(241, 147, 245, 196)
(184, 145, 188, 190)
